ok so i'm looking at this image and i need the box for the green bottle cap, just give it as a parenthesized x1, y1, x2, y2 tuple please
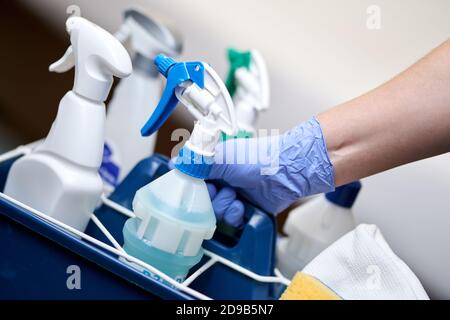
(225, 48, 252, 97)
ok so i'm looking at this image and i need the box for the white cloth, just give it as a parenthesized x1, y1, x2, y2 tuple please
(302, 224, 429, 300)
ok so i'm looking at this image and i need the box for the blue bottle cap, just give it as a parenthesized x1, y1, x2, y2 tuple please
(155, 54, 176, 76)
(174, 146, 214, 179)
(325, 181, 362, 208)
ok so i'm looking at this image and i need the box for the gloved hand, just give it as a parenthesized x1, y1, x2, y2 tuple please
(208, 117, 335, 227)
(206, 184, 245, 227)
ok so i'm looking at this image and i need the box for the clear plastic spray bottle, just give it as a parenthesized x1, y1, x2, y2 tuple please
(122, 55, 237, 282)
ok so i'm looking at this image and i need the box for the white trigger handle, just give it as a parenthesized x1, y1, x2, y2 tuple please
(176, 64, 237, 136)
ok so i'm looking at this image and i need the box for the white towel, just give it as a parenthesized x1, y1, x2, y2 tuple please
(302, 224, 429, 300)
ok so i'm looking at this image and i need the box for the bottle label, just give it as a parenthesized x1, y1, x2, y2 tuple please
(99, 142, 121, 188)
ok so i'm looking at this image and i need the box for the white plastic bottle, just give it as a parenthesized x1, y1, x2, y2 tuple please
(4, 16, 132, 232)
(100, 8, 182, 190)
(122, 54, 237, 282)
(276, 181, 362, 279)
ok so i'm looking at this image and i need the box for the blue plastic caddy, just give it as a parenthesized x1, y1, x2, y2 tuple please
(0, 152, 283, 299)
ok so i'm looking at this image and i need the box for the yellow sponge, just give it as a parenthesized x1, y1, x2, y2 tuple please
(280, 272, 342, 300)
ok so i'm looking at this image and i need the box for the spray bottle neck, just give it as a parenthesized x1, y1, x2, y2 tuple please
(174, 146, 214, 179)
(38, 91, 106, 168)
(185, 116, 220, 156)
(174, 118, 219, 179)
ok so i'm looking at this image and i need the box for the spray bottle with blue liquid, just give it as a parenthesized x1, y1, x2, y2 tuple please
(122, 54, 237, 282)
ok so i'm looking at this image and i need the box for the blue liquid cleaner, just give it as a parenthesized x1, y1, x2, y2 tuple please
(122, 168, 216, 283)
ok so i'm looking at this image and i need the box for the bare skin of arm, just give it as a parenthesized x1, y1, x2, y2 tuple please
(317, 39, 450, 186)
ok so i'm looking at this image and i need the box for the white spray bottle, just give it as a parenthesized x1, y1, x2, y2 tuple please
(122, 54, 237, 282)
(4, 16, 132, 232)
(276, 182, 362, 279)
(223, 48, 269, 138)
(100, 8, 182, 190)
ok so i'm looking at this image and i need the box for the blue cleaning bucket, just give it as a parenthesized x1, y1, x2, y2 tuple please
(0, 149, 283, 299)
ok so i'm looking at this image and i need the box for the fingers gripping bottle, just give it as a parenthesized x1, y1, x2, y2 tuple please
(223, 48, 270, 139)
(122, 54, 237, 282)
(100, 8, 183, 190)
(4, 16, 132, 232)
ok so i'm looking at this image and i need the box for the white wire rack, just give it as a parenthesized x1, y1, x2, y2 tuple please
(0, 142, 291, 300)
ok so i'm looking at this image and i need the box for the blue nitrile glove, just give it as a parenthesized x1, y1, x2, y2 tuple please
(207, 184, 245, 227)
(208, 117, 335, 224)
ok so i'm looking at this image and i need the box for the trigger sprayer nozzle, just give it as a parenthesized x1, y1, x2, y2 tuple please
(155, 54, 176, 77)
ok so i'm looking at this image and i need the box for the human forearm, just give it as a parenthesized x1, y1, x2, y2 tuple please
(318, 39, 450, 186)
(206, 40, 450, 220)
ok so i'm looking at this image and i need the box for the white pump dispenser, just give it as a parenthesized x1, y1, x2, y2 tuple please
(101, 8, 182, 189)
(4, 16, 132, 232)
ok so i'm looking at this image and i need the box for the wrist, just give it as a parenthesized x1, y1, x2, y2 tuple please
(316, 109, 363, 187)
(278, 117, 335, 198)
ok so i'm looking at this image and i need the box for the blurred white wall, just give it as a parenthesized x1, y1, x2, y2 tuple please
(20, 0, 450, 298)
